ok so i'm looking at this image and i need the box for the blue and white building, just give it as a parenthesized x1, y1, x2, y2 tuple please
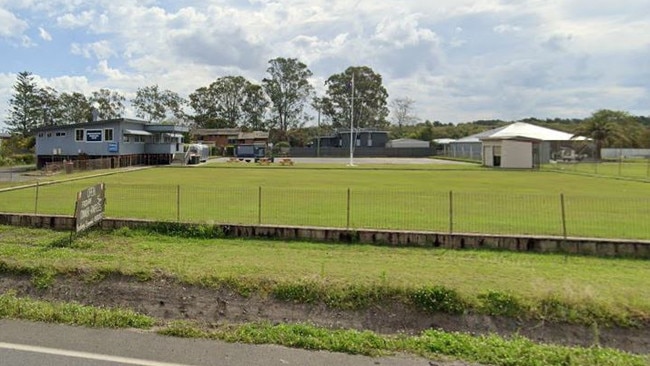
(34, 118, 188, 168)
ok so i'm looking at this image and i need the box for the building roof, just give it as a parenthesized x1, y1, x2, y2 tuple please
(0, 132, 10, 139)
(31, 118, 188, 133)
(433, 138, 456, 144)
(454, 122, 586, 143)
(193, 128, 240, 136)
(239, 131, 269, 139)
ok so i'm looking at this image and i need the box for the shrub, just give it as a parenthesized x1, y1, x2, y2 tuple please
(410, 286, 466, 314)
(478, 290, 525, 317)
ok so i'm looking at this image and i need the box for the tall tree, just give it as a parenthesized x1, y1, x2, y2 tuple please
(322, 66, 389, 129)
(573, 109, 632, 159)
(59, 92, 92, 123)
(132, 84, 186, 123)
(37, 86, 63, 126)
(90, 89, 125, 120)
(262, 57, 314, 140)
(7, 71, 41, 136)
(390, 97, 419, 137)
(189, 76, 268, 129)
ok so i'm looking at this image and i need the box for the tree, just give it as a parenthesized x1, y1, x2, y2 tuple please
(7, 71, 41, 136)
(37, 86, 62, 126)
(59, 92, 92, 123)
(189, 76, 268, 129)
(262, 57, 314, 140)
(132, 85, 186, 123)
(90, 89, 125, 120)
(390, 97, 419, 137)
(573, 110, 633, 159)
(322, 66, 389, 129)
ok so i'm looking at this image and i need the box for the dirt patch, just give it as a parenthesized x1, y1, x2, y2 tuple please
(1, 273, 648, 354)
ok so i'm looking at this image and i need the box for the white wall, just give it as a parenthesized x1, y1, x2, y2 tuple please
(502, 140, 532, 168)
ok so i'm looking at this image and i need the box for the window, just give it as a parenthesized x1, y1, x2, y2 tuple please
(46, 132, 52, 137)
(38, 132, 44, 137)
(56, 132, 66, 137)
(123, 135, 131, 143)
(356, 135, 361, 147)
(75, 129, 84, 141)
(367, 135, 373, 147)
(104, 129, 113, 141)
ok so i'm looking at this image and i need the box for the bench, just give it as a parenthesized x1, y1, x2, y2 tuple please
(279, 158, 294, 166)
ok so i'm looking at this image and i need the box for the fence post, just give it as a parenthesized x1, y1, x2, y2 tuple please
(560, 193, 567, 239)
(346, 188, 351, 229)
(647, 157, 649, 178)
(34, 181, 40, 214)
(176, 185, 180, 222)
(258, 186, 262, 225)
(618, 149, 622, 176)
(449, 190, 454, 234)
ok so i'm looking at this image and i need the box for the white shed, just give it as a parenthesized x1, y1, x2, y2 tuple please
(387, 138, 430, 148)
(481, 137, 541, 169)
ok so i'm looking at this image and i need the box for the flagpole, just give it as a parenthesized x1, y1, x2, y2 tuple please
(348, 73, 355, 166)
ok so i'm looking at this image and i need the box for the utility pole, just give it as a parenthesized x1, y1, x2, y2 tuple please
(348, 73, 355, 166)
(317, 101, 321, 158)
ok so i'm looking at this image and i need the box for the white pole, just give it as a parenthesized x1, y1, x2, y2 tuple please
(348, 73, 355, 166)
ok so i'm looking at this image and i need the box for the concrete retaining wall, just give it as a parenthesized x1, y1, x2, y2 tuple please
(1, 213, 648, 259)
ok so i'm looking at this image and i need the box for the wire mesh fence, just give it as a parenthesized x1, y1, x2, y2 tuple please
(543, 158, 650, 180)
(1, 182, 649, 240)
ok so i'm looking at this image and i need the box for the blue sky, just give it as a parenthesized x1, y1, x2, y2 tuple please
(1, 0, 649, 131)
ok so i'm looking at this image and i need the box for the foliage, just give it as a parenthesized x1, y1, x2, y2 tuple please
(410, 286, 467, 314)
(58, 92, 92, 124)
(7, 71, 42, 136)
(390, 97, 419, 137)
(89, 88, 125, 120)
(159, 321, 648, 366)
(132, 84, 187, 123)
(0, 291, 154, 328)
(477, 290, 525, 317)
(188, 76, 268, 129)
(262, 57, 314, 140)
(573, 110, 639, 159)
(322, 66, 390, 129)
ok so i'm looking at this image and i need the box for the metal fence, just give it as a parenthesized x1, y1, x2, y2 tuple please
(2, 183, 649, 241)
(543, 159, 650, 180)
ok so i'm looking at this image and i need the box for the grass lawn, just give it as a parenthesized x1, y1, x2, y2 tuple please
(1, 225, 649, 325)
(0, 164, 649, 239)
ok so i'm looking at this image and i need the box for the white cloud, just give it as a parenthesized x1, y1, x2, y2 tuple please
(38, 26, 52, 41)
(57, 10, 95, 29)
(70, 41, 115, 59)
(0, 7, 28, 38)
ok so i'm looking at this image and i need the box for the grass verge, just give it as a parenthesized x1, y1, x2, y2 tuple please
(0, 291, 154, 328)
(159, 321, 649, 366)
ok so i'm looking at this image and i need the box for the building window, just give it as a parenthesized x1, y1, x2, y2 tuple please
(367, 136, 373, 147)
(38, 132, 44, 137)
(356, 135, 361, 147)
(75, 129, 84, 141)
(123, 135, 131, 143)
(104, 128, 113, 141)
(56, 132, 66, 137)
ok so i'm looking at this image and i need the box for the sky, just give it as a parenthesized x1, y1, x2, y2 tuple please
(1, 0, 649, 131)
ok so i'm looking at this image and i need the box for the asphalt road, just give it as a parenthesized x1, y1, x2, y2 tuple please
(0, 320, 465, 366)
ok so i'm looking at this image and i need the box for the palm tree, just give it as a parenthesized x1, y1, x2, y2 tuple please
(573, 110, 629, 160)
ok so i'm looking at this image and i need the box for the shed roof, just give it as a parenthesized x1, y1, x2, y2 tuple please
(454, 122, 586, 143)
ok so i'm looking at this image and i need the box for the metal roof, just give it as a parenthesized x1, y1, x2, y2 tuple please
(455, 122, 586, 143)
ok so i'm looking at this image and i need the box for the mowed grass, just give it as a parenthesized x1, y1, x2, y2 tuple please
(0, 164, 649, 239)
(1, 225, 649, 325)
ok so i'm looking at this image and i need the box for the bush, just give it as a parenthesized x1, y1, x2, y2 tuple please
(410, 286, 466, 314)
(478, 290, 525, 317)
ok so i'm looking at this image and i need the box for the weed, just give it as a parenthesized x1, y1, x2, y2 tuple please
(478, 290, 526, 317)
(410, 286, 466, 314)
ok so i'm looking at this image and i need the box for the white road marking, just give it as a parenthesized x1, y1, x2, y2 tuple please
(0, 342, 195, 366)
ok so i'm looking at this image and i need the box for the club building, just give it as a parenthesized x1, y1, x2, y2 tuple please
(34, 118, 188, 169)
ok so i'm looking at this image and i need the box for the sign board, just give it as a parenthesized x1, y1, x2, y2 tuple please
(86, 129, 103, 142)
(75, 183, 105, 233)
(108, 142, 119, 153)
